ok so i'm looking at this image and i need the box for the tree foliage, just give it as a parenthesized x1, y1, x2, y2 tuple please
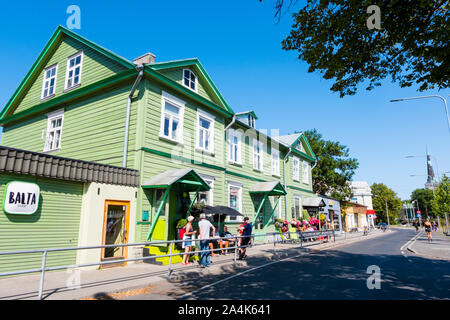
(269, 0, 449, 97)
(411, 188, 435, 217)
(431, 175, 450, 217)
(302, 129, 358, 201)
(371, 183, 402, 223)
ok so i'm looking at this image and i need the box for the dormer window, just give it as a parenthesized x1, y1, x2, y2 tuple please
(248, 114, 255, 128)
(183, 69, 197, 92)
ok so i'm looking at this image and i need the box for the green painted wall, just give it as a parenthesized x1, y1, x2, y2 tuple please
(158, 67, 223, 108)
(0, 174, 84, 274)
(1, 83, 142, 168)
(11, 36, 128, 116)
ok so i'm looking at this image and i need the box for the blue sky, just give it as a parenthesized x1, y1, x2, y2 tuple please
(0, 0, 448, 200)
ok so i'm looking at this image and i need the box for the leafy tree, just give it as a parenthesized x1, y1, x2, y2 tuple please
(371, 183, 402, 224)
(302, 129, 358, 201)
(266, 0, 449, 97)
(431, 175, 450, 217)
(411, 188, 435, 217)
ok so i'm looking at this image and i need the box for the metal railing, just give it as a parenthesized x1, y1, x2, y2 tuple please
(0, 229, 336, 300)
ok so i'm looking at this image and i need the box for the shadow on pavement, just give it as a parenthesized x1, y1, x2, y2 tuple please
(166, 248, 450, 300)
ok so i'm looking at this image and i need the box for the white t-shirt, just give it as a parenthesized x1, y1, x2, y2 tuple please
(198, 219, 213, 240)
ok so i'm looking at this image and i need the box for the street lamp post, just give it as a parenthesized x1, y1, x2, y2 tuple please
(412, 199, 421, 227)
(391, 95, 450, 137)
(385, 199, 390, 229)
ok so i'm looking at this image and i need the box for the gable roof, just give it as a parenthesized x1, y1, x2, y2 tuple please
(273, 132, 317, 162)
(274, 133, 302, 147)
(236, 110, 258, 120)
(0, 26, 135, 121)
(149, 58, 234, 114)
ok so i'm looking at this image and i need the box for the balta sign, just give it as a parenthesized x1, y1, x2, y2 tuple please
(3, 181, 40, 215)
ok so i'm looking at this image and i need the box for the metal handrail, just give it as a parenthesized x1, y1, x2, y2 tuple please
(0, 229, 336, 300)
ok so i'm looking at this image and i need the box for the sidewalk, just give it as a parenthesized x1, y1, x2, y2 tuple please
(0, 229, 385, 300)
(407, 230, 450, 261)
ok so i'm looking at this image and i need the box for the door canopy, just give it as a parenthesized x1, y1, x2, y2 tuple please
(249, 181, 287, 196)
(141, 168, 210, 192)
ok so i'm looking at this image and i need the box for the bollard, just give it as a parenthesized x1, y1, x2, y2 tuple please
(38, 250, 48, 300)
(167, 243, 173, 277)
(273, 237, 276, 257)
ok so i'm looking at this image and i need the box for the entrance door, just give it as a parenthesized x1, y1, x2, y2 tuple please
(101, 200, 130, 266)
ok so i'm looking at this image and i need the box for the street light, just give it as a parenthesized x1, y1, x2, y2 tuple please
(412, 199, 421, 227)
(385, 199, 390, 229)
(405, 154, 441, 181)
(390, 95, 450, 137)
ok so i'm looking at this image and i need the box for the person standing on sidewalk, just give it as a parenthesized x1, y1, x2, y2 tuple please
(238, 217, 253, 260)
(414, 220, 419, 233)
(432, 221, 437, 234)
(424, 218, 433, 243)
(182, 216, 197, 266)
(198, 214, 216, 268)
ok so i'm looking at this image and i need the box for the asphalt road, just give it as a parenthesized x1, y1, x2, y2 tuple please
(125, 228, 450, 300)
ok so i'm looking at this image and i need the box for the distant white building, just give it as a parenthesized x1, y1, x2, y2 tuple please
(349, 181, 375, 228)
(350, 181, 373, 209)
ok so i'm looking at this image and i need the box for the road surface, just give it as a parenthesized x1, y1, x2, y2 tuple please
(120, 228, 450, 300)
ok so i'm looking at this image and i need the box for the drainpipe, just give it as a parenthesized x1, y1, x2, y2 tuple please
(225, 115, 236, 131)
(283, 147, 292, 220)
(122, 65, 145, 168)
(312, 159, 318, 171)
(222, 115, 236, 226)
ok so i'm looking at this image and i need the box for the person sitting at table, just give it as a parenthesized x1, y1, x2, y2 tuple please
(209, 229, 220, 257)
(219, 226, 236, 255)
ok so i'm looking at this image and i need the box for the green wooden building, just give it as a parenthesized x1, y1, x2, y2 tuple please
(0, 26, 319, 268)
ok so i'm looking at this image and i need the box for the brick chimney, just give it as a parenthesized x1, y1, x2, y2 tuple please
(133, 52, 156, 65)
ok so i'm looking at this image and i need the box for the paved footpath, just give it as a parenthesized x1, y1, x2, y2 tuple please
(0, 229, 387, 300)
(407, 230, 450, 261)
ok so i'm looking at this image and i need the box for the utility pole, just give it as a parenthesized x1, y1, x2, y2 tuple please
(385, 199, 390, 229)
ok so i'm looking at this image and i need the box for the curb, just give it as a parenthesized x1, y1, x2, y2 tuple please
(405, 232, 450, 261)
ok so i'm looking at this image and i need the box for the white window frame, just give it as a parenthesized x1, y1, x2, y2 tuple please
(302, 161, 309, 184)
(272, 148, 280, 177)
(182, 69, 198, 93)
(44, 109, 64, 152)
(64, 51, 83, 91)
(253, 138, 264, 172)
(293, 156, 300, 182)
(159, 91, 185, 144)
(41, 64, 58, 100)
(294, 195, 302, 220)
(228, 129, 242, 165)
(198, 176, 214, 206)
(228, 182, 243, 222)
(196, 109, 215, 154)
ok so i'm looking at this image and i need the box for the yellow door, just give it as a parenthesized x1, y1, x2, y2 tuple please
(101, 200, 130, 267)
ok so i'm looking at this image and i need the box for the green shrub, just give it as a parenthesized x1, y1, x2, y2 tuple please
(302, 210, 310, 221)
(176, 219, 187, 229)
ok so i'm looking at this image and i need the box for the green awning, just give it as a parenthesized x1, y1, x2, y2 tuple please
(249, 181, 287, 196)
(141, 168, 210, 192)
